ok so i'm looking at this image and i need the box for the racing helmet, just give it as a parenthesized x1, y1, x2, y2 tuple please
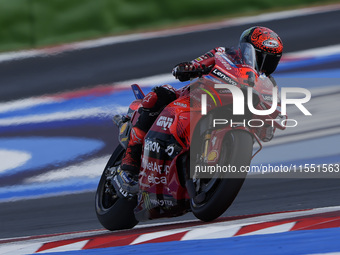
(240, 26, 283, 75)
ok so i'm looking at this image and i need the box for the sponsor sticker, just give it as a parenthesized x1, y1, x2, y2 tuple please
(142, 158, 170, 175)
(212, 68, 237, 86)
(144, 139, 161, 153)
(148, 173, 167, 184)
(208, 150, 218, 162)
(173, 101, 188, 108)
(156, 116, 173, 129)
(150, 198, 173, 207)
(165, 145, 175, 156)
(262, 39, 279, 48)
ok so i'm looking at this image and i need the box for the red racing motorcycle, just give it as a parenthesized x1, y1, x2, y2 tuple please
(95, 43, 286, 230)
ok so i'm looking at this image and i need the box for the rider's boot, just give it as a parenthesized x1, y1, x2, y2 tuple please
(112, 126, 146, 197)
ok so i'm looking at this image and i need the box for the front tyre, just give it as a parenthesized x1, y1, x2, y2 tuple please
(191, 130, 253, 222)
(95, 144, 138, 230)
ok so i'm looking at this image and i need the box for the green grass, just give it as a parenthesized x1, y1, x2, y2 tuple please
(0, 0, 339, 52)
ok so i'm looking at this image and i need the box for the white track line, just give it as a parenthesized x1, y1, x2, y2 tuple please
(1, 205, 339, 254)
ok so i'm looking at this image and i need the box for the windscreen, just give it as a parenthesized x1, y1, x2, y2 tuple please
(239, 42, 258, 71)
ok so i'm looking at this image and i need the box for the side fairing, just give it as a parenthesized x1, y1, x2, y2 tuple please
(135, 97, 192, 220)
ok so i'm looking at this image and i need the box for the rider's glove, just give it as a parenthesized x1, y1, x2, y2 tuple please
(172, 62, 201, 82)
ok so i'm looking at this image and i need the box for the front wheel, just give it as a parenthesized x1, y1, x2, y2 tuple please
(191, 130, 253, 222)
(95, 144, 138, 230)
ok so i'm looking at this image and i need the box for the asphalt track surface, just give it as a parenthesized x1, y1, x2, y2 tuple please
(1, 7, 340, 239)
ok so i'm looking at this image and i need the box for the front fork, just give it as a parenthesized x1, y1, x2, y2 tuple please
(202, 131, 212, 163)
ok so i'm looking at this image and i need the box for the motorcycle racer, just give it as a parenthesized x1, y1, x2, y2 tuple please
(112, 26, 283, 196)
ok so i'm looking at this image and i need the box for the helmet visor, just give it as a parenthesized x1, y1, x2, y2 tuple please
(256, 50, 282, 75)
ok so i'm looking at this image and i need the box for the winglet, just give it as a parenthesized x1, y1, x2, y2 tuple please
(131, 84, 145, 99)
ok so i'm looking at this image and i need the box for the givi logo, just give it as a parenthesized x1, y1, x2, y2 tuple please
(156, 116, 173, 129)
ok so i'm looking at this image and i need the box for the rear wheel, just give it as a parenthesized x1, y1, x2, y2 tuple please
(190, 130, 253, 222)
(95, 144, 138, 230)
